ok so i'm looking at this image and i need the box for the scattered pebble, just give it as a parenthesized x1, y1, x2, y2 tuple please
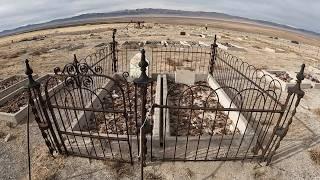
(4, 133, 11, 142)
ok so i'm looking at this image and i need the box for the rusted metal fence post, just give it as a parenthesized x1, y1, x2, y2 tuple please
(111, 29, 118, 73)
(159, 77, 164, 147)
(134, 49, 152, 180)
(264, 64, 305, 165)
(25, 59, 61, 154)
(209, 35, 218, 75)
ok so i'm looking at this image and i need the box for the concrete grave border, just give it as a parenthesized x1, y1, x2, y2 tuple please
(0, 74, 62, 124)
(152, 74, 253, 142)
(0, 74, 38, 100)
(258, 70, 312, 91)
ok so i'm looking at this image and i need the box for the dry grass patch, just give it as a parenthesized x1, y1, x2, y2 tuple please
(185, 167, 194, 179)
(145, 169, 163, 180)
(313, 108, 320, 117)
(166, 57, 183, 67)
(31, 147, 65, 180)
(107, 160, 134, 179)
(0, 49, 27, 59)
(309, 147, 320, 165)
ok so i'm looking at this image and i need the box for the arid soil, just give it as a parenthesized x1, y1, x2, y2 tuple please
(167, 81, 236, 136)
(0, 17, 320, 180)
(0, 75, 26, 90)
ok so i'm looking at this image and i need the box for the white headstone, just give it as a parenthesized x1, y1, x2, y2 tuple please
(180, 41, 190, 47)
(217, 43, 228, 50)
(175, 69, 196, 85)
(199, 41, 210, 47)
(129, 53, 149, 79)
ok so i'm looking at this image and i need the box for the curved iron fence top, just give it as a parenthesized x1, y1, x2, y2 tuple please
(164, 81, 282, 112)
(215, 47, 284, 107)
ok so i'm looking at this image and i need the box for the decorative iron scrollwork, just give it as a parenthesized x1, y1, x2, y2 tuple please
(55, 54, 103, 76)
(53, 54, 103, 88)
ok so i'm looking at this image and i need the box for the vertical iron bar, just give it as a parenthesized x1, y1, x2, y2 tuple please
(25, 59, 58, 154)
(160, 77, 164, 147)
(134, 49, 152, 176)
(209, 35, 218, 75)
(112, 29, 117, 73)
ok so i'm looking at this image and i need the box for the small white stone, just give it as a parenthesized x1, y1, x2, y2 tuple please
(4, 134, 11, 142)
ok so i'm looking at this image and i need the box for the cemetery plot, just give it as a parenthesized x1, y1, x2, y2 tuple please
(305, 73, 320, 89)
(259, 70, 312, 90)
(166, 80, 238, 136)
(0, 74, 62, 123)
(0, 75, 33, 99)
(65, 75, 157, 136)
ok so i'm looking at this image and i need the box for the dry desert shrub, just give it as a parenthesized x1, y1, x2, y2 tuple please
(314, 108, 320, 117)
(66, 43, 85, 51)
(145, 169, 163, 180)
(1, 49, 27, 59)
(252, 45, 262, 49)
(30, 47, 50, 56)
(309, 148, 320, 165)
(185, 167, 194, 179)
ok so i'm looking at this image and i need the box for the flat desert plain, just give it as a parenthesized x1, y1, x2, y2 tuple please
(0, 17, 320, 180)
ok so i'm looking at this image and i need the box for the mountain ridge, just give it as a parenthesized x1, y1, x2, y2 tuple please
(1, 8, 319, 37)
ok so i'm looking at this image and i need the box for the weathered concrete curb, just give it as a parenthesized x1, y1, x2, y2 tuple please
(258, 70, 312, 91)
(207, 74, 250, 134)
(0, 74, 61, 124)
(0, 74, 38, 100)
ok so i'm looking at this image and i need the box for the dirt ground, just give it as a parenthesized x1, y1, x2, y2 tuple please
(0, 17, 320, 180)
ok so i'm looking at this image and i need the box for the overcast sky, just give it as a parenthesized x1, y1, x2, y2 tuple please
(0, 0, 319, 32)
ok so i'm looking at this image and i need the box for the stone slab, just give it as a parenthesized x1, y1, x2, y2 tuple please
(129, 53, 149, 79)
(175, 69, 196, 85)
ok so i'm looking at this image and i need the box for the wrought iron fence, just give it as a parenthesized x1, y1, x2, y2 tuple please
(79, 31, 211, 75)
(25, 32, 305, 179)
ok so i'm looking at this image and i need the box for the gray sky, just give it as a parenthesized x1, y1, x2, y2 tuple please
(0, 0, 319, 32)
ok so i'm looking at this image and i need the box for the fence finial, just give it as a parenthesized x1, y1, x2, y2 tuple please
(25, 59, 39, 88)
(25, 59, 33, 76)
(213, 34, 217, 46)
(293, 63, 305, 93)
(209, 35, 218, 74)
(287, 63, 305, 96)
(113, 29, 117, 38)
(112, 29, 118, 72)
(73, 54, 78, 64)
(296, 64, 305, 84)
(134, 49, 151, 84)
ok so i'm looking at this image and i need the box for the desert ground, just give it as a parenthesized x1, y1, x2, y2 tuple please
(0, 17, 320, 179)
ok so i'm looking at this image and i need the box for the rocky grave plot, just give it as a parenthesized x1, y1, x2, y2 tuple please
(92, 76, 156, 135)
(144, 40, 162, 48)
(186, 41, 199, 46)
(0, 75, 63, 123)
(0, 75, 61, 113)
(0, 75, 25, 91)
(167, 80, 238, 136)
(305, 73, 320, 89)
(220, 42, 246, 52)
(0, 90, 28, 114)
(121, 41, 143, 49)
(272, 71, 293, 83)
(166, 40, 181, 46)
(0, 75, 34, 100)
(258, 70, 312, 91)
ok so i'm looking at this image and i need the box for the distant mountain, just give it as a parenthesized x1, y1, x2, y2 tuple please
(1, 8, 319, 37)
